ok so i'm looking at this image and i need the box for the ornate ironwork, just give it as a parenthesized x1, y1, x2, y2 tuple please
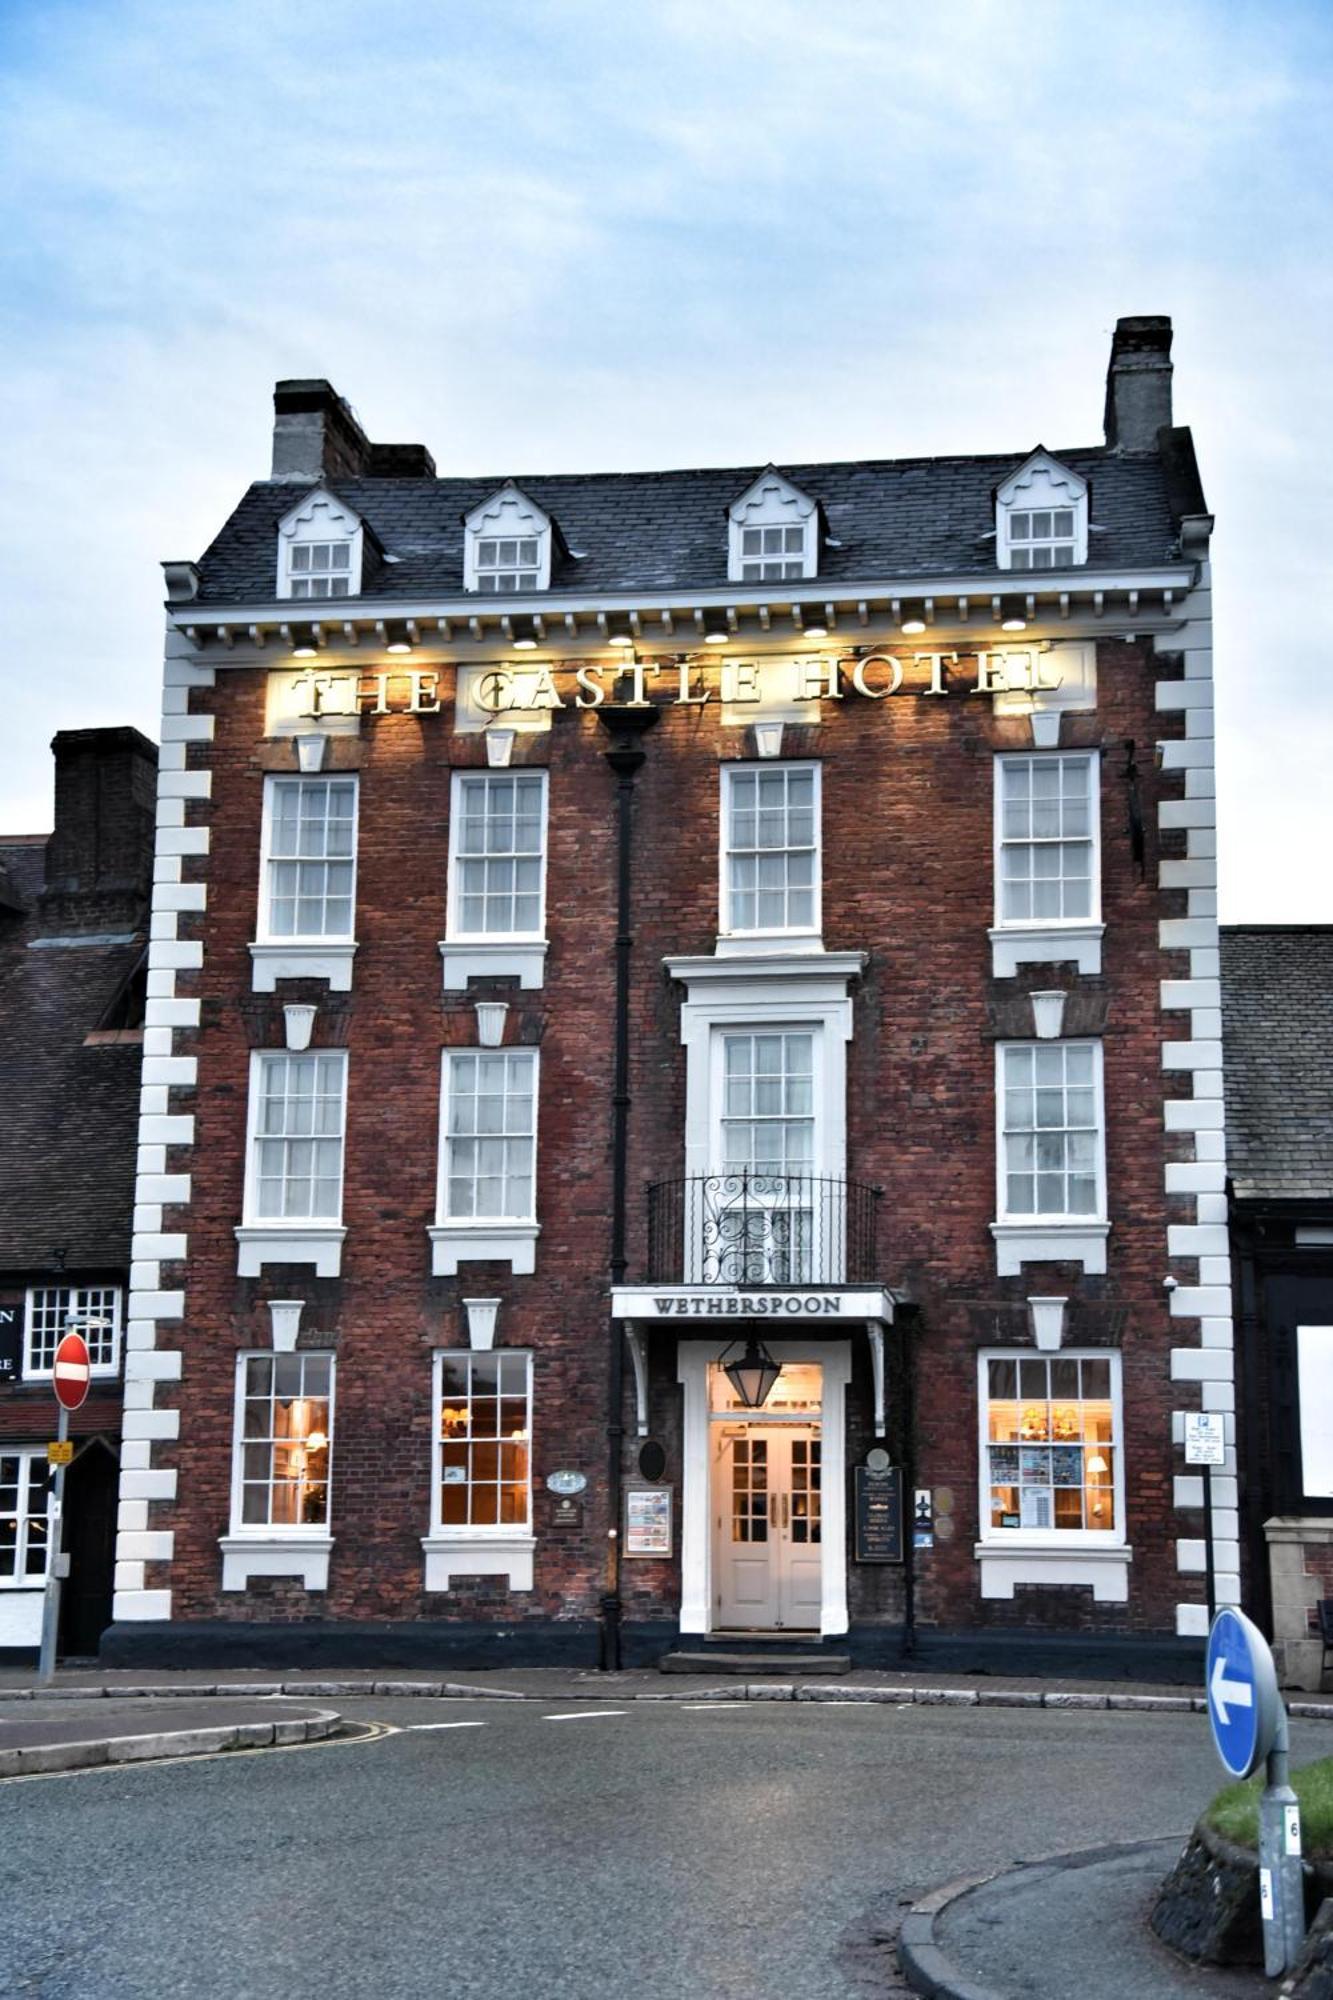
(646, 1172, 882, 1286)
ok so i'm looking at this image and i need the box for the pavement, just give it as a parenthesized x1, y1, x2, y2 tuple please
(0, 1693, 342, 1778)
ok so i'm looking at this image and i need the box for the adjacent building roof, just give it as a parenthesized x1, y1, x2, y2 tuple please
(1221, 926, 1333, 1203)
(193, 445, 1185, 605)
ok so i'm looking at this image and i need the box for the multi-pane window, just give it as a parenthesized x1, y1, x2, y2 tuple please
(441, 1051, 538, 1221)
(233, 1353, 334, 1530)
(24, 1286, 121, 1377)
(0, 1452, 50, 1583)
(288, 542, 352, 598)
(999, 1042, 1103, 1219)
(996, 754, 1097, 925)
(249, 1052, 347, 1222)
(261, 777, 357, 940)
(1007, 509, 1077, 569)
(437, 1352, 532, 1528)
(721, 1033, 815, 1172)
(474, 537, 542, 592)
(740, 525, 809, 581)
(723, 764, 819, 935)
(983, 1353, 1117, 1534)
(450, 773, 546, 938)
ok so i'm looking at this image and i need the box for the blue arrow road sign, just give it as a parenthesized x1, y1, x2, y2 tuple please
(1207, 1606, 1281, 1780)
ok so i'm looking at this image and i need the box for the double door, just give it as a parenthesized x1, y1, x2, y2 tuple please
(712, 1424, 822, 1631)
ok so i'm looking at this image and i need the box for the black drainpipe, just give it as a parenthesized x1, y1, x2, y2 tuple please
(597, 694, 659, 1671)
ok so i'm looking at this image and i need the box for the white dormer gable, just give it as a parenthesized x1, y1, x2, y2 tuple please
(276, 488, 364, 600)
(995, 450, 1088, 571)
(728, 468, 818, 584)
(464, 482, 553, 594)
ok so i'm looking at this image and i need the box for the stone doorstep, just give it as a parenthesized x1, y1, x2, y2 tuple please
(0, 1708, 341, 1780)
(659, 1651, 853, 1675)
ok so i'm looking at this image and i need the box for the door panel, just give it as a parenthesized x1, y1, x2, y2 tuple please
(713, 1427, 822, 1631)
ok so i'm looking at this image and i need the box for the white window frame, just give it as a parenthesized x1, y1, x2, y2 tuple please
(22, 1285, 122, 1380)
(719, 762, 821, 947)
(428, 1049, 541, 1276)
(220, 1350, 336, 1591)
(256, 774, 359, 945)
(463, 484, 552, 595)
(727, 471, 818, 584)
(710, 1027, 823, 1176)
(250, 775, 360, 994)
(0, 1449, 52, 1590)
(235, 1050, 348, 1278)
(422, 1349, 536, 1592)
(976, 1349, 1125, 1550)
(991, 1040, 1110, 1277)
(1297, 1327, 1333, 1500)
(441, 770, 549, 992)
(276, 488, 364, 600)
(995, 452, 1088, 572)
(993, 751, 1101, 932)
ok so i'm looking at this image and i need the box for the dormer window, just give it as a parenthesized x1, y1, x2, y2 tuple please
(995, 451, 1088, 572)
(464, 483, 553, 594)
(277, 489, 364, 601)
(728, 469, 818, 585)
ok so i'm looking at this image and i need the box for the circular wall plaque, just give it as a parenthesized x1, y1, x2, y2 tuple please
(865, 1447, 891, 1473)
(546, 1470, 587, 1496)
(638, 1439, 667, 1482)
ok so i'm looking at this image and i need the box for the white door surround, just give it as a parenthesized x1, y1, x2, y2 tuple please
(676, 1338, 851, 1637)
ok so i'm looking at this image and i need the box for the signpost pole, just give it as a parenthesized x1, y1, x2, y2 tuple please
(1258, 1705, 1305, 1979)
(1203, 1460, 1216, 1626)
(36, 1403, 69, 1684)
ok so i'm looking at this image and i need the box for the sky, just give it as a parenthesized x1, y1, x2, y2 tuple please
(0, 0, 1329, 918)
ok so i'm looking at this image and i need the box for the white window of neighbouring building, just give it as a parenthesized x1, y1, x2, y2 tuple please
(259, 777, 358, 942)
(727, 469, 819, 583)
(448, 772, 547, 940)
(435, 1351, 532, 1530)
(246, 1052, 348, 1223)
(276, 489, 364, 599)
(995, 451, 1088, 571)
(997, 1042, 1104, 1221)
(23, 1285, 122, 1378)
(1297, 1327, 1333, 1498)
(979, 1351, 1122, 1540)
(463, 483, 553, 594)
(231, 1353, 335, 1531)
(995, 754, 1099, 928)
(721, 764, 820, 940)
(439, 1051, 538, 1223)
(0, 1451, 51, 1583)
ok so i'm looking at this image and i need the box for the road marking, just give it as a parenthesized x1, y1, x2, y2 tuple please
(405, 1721, 487, 1732)
(542, 1710, 626, 1722)
(680, 1703, 747, 1711)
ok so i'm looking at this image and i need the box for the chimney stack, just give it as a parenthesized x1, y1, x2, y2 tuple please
(270, 380, 436, 483)
(1103, 316, 1174, 452)
(40, 728, 157, 934)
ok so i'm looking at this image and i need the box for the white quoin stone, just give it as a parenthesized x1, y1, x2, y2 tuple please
(268, 1300, 304, 1352)
(474, 1001, 509, 1049)
(1028, 1296, 1067, 1351)
(485, 728, 516, 768)
(1030, 991, 1067, 1040)
(464, 1298, 500, 1350)
(283, 1003, 317, 1052)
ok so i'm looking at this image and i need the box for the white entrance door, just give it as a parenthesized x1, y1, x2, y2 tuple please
(712, 1425, 822, 1631)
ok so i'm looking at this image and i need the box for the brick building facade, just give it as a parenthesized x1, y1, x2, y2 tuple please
(104, 318, 1234, 1674)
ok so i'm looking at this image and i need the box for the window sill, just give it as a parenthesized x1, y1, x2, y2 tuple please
(427, 1221, 539, 1277)
(219, 1535, 333, 1592)
(714, 932, 824, 959)
(989, 923, 1104, 976)
(440, 939, 547, 992)
(421, 1533, 536, 1592)
(990, 1220, 1109, 1276)
(235, 1224, 346, 1278)
(975, 1541, 1131, 1602)
(250, 940, 357, 993)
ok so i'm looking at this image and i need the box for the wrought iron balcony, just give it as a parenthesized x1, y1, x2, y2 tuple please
(646, 1172, 882, 1287)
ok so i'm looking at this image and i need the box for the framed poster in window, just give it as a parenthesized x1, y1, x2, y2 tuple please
(624, 1483, 672, 1558)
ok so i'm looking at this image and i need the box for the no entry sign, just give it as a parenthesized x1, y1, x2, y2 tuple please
(52, 1331, 92, 1411)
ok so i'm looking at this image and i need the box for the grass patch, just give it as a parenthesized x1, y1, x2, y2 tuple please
(1205, 1756, 1333, 1857)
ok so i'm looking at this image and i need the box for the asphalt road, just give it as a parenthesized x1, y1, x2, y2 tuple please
(5, 1696, 1332, 2000)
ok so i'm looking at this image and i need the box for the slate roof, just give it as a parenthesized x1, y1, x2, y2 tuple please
(1221, 927, 1333, 1203)
(194, 445, 1187, 604)
(0, 839, 147, 1275)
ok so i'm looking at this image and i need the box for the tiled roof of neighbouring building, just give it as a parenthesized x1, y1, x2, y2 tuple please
(193, 445, 1187, 604)
(1221, 926, 1333, 1203)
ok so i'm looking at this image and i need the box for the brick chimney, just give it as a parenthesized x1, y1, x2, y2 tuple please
(1103, 316, 1174, 452)
(39, 728, 158, 934)
(271, 380, 436, 482)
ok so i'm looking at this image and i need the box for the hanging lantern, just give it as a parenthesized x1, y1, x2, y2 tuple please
(721, 1335, 782, 1409)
